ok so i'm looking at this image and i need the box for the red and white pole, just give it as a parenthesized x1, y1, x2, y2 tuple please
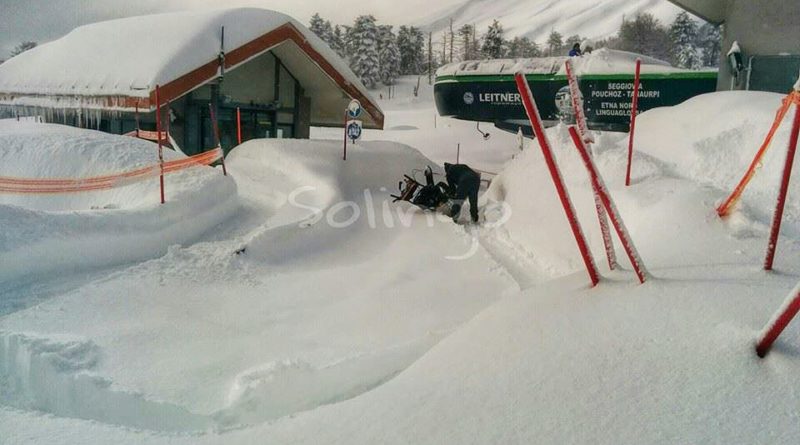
(156, 85, 165, 204)
(625, 59, 642, 187)
(764, 102, 800, 270)
(566, 59, 617, 270)
(514, 72, 600, 287)
(236, 107, 242, 145)
(756, 280, 800, 357)
(569, 126, 648, 284)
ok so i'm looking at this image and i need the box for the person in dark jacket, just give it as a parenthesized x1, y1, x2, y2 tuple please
(443, 163, 481, 223)
(568, 42, 582, 57)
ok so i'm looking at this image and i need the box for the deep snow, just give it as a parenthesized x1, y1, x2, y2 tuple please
(2, 77, 800, 444)
(0, 121, 237, 297)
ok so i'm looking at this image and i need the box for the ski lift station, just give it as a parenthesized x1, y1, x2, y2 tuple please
(0, 8, 384, 155)
(667, 0, 800, 92)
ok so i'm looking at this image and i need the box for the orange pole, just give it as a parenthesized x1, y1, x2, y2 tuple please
(717, 92, 798, 217)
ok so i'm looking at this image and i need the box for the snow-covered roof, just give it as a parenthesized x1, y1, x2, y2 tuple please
(0, 8, 383, 129)
(666, 0, 727, 24)
(435, 49, 707, 79)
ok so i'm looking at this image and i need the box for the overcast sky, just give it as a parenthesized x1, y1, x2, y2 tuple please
(0, 0, 463, 58)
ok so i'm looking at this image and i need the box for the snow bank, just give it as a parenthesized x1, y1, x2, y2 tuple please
(486, 91, 800, 278)
(635, 91, 800, 228)
(0, 121, 238, 289)
(0, 137, 515, 433)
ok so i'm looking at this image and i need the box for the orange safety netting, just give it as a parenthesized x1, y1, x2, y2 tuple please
(717, 90, 800, 217)
(0, 148, 223, 194)
(124, 130, 170, 144)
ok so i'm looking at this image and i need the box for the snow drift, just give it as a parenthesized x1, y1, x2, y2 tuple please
(487, 91, 800, 278)
(0, 121, 237, 290)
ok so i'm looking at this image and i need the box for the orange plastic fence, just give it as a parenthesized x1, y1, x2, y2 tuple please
(0, 148, 223, 194)
(124, 130, 170, 144)
(717, 91, 800, 217)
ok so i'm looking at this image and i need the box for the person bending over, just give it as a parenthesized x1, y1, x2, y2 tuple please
(443, 163, 481, 223)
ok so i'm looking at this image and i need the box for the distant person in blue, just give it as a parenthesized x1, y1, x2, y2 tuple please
(569, 42, 582, 57)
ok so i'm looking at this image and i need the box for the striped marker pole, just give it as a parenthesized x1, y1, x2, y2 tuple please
(569, 126, 648, 284)
(514, 72, 600, 287)
(565, 59, 618, 270)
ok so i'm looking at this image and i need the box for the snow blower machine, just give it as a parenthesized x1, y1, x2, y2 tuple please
(391, 166, 452, 212)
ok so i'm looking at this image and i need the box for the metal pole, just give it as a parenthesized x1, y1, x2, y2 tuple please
(135, 100, 140, 138)
(208, 103, 228, 176)
(343, 110, 348, 161)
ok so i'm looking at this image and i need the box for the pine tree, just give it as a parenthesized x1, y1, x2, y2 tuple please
(616, 13, 671, 62)
(508, 36, 541, 58)
(378, 25, 401, 85)
(349, 15, 381, 88)
(547, 31, 563, 56)
(397, 26, 425, 75)
(458, 24, 478, 61)
(309, 13, 326, 39)
(669, 11, 700, 68)
(481, 20, 506, 59)
(696, 22, 721, 67)
(330, 25, 348, 60)
(308, 13, 335, 53)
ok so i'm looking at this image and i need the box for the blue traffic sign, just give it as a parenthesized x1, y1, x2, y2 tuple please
(346, 120, 362, 141)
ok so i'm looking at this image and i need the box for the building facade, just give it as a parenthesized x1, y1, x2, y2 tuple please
(668, 0, 800, 92)
(0, 9, 384, 155)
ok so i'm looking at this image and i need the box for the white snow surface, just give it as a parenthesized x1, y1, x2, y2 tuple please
(0, 8, 370, 104)
(2, 78, 800, 444)
(0, 120, 237, 292)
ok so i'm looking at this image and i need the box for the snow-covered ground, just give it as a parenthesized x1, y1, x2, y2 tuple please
(2, 76, 800, 444)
